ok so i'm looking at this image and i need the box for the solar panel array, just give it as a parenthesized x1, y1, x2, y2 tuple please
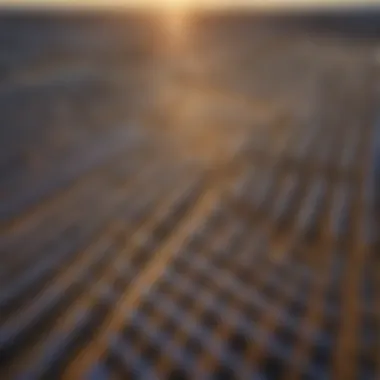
(1, 13, 379, 380)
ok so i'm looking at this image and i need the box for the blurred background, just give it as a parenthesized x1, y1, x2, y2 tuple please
(0, 1, 379, 379)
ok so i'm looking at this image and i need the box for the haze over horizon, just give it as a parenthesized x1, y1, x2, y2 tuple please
(0, 0, 379, 10)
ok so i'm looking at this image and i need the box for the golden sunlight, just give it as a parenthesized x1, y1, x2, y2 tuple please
(159, 6, 192, 51)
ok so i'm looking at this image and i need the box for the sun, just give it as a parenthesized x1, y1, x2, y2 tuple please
(156, 0, 193, 45)
(161, 0, 193, 10)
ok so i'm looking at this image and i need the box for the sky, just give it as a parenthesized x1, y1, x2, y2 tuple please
(0, 0, 379, 9)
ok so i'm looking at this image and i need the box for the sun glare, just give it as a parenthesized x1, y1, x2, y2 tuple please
(158, 0, 192, 50)
(163, 0, 191, 9)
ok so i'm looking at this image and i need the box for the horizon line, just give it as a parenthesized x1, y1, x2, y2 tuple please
(1, 1, 380, 12)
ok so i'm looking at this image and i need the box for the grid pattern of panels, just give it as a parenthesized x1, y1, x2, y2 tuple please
(1, 14, 380, 380)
